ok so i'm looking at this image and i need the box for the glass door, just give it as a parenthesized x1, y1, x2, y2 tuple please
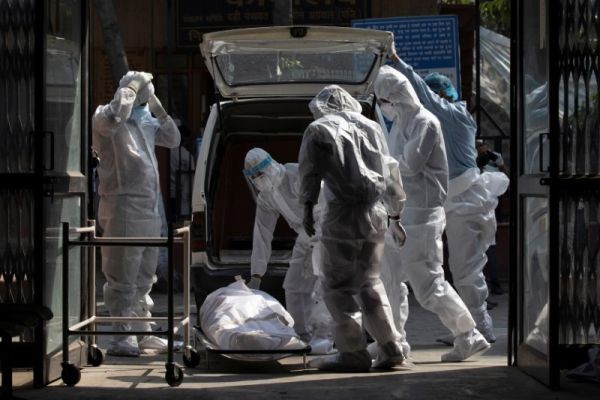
(510, 0, 557, 388)
(0, 0, 88, 385)
(43, 0, 89, 382)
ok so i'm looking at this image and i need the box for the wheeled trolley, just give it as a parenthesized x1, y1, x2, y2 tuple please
(59, 220, 199, 387)
(193, 325, 312, 370)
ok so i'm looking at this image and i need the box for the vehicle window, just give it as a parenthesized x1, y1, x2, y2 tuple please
(215, 51, 376, 86)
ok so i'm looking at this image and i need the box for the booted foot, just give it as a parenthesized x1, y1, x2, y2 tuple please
(107, 336, 140, 357)
(309, 350, 372, 372)
(138, 336, 183, 353)
(441, 329, 491, 362)
(475, 311, 497, 343)
(478, 320, 497, 343)
(371, 341, 406, 370)
(368, 340, 411, 360)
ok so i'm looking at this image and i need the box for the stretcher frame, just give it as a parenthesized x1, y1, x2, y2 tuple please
(193, 325, 312, 370)
(60, 220, 194, 387)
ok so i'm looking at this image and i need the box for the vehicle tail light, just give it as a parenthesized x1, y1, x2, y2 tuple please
(191, 211, 206, 252)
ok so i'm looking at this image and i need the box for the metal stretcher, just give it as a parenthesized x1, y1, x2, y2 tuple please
(60, 220, 198, 387)
(193, 325, 312, 370)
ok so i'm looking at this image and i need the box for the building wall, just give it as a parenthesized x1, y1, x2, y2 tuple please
(91, 0, 442, 136)
(371, 0, 437, 17)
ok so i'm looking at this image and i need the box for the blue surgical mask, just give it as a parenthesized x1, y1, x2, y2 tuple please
(131, 105, 148, 121)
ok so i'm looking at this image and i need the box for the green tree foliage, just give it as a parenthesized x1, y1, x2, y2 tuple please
(439, 0, 510, 37)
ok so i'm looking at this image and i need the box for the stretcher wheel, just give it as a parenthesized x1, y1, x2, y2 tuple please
(61, 362, 81, 386)
(183, 348, 200, 368)
(165, 363, 183, 387)
(88, 345, 103, 367)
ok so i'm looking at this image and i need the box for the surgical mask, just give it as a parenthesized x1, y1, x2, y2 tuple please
(252, 174, 275, 192)
(380, 103, 397, 121)
(131, 105, 148, 121)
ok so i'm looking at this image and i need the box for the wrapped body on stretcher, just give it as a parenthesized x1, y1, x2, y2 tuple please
(198, 279, 336, 362)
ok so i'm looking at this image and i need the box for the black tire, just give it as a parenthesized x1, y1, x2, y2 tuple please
(165, 363, 184, 387)
(183, 348, 200, 368)
(88, 345, 104, 367)
(61, 363, 81, 386)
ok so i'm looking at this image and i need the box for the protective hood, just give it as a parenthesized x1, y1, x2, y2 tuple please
(309, 85, 362, 119)
(200, 26, 394, 99)
(374, 65, 421, 120)
(243, 148, 285, 192)
(119, 72, 155, 106)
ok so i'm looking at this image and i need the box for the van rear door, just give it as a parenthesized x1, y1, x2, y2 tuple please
(199, 25, 394, 99)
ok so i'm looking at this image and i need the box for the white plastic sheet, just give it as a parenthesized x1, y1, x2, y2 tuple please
(199, 279, 308, 361)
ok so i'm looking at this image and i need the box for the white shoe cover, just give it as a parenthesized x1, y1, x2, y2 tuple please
(473, 311, 497, 343)
(309, 350, 372, 372)
(477, 318, 497, 344)
(107, 335, 140, 357)
(371, 341, 408, 370)
(367, 340, 411, 361)
(138, 335, 183, 353)
(441, 329, 490, 362)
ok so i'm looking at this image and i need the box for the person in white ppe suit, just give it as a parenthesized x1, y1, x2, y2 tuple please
(373, 65, 490, 362)
(93, 71, 181, 356)
(389, 55, 509, 344)
(243, 148, 321, 345)
(299, 85, 408, 372)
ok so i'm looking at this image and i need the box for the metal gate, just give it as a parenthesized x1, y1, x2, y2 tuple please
(0, 0, 89, 385)
(510, 0, 600, 388)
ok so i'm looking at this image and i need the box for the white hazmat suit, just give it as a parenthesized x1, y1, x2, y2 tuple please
(393, 58, 509, 343)
(374, 65, 490, 362)
(243, 149, 318, 343)
(299, 85, 407, 372)
(93, 71, 181, 356)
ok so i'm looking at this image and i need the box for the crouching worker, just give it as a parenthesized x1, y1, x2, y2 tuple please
(243, 148, 333, 352)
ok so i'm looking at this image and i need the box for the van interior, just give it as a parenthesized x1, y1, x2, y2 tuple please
(206, 99, 314, 266)
(205, 98, 375, 267)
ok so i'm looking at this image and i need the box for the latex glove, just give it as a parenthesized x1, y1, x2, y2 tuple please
(126, 71, 153, 93)
(303, 202, 316, 237)
(388, 218, 407, 247)
(247, 275, 261, 290)
(148, 94, 168, 120)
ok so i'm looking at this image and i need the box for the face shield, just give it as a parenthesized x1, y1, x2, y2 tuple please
(243, 148, 285, 195)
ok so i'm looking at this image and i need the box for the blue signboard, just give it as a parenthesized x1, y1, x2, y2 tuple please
(353, 15, 461, 98)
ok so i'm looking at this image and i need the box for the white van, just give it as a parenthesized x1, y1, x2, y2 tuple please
(190, 25, 394, 304)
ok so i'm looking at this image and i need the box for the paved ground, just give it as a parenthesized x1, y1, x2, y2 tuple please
(11, 282, 600, 399)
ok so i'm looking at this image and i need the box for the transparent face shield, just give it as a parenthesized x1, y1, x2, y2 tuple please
(243, 155, 276, 202)
(244, 173, 260, 203)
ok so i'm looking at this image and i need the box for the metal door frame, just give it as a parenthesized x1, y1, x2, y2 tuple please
(510, 0, 600, 388)
(0, 0, 89, 386)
